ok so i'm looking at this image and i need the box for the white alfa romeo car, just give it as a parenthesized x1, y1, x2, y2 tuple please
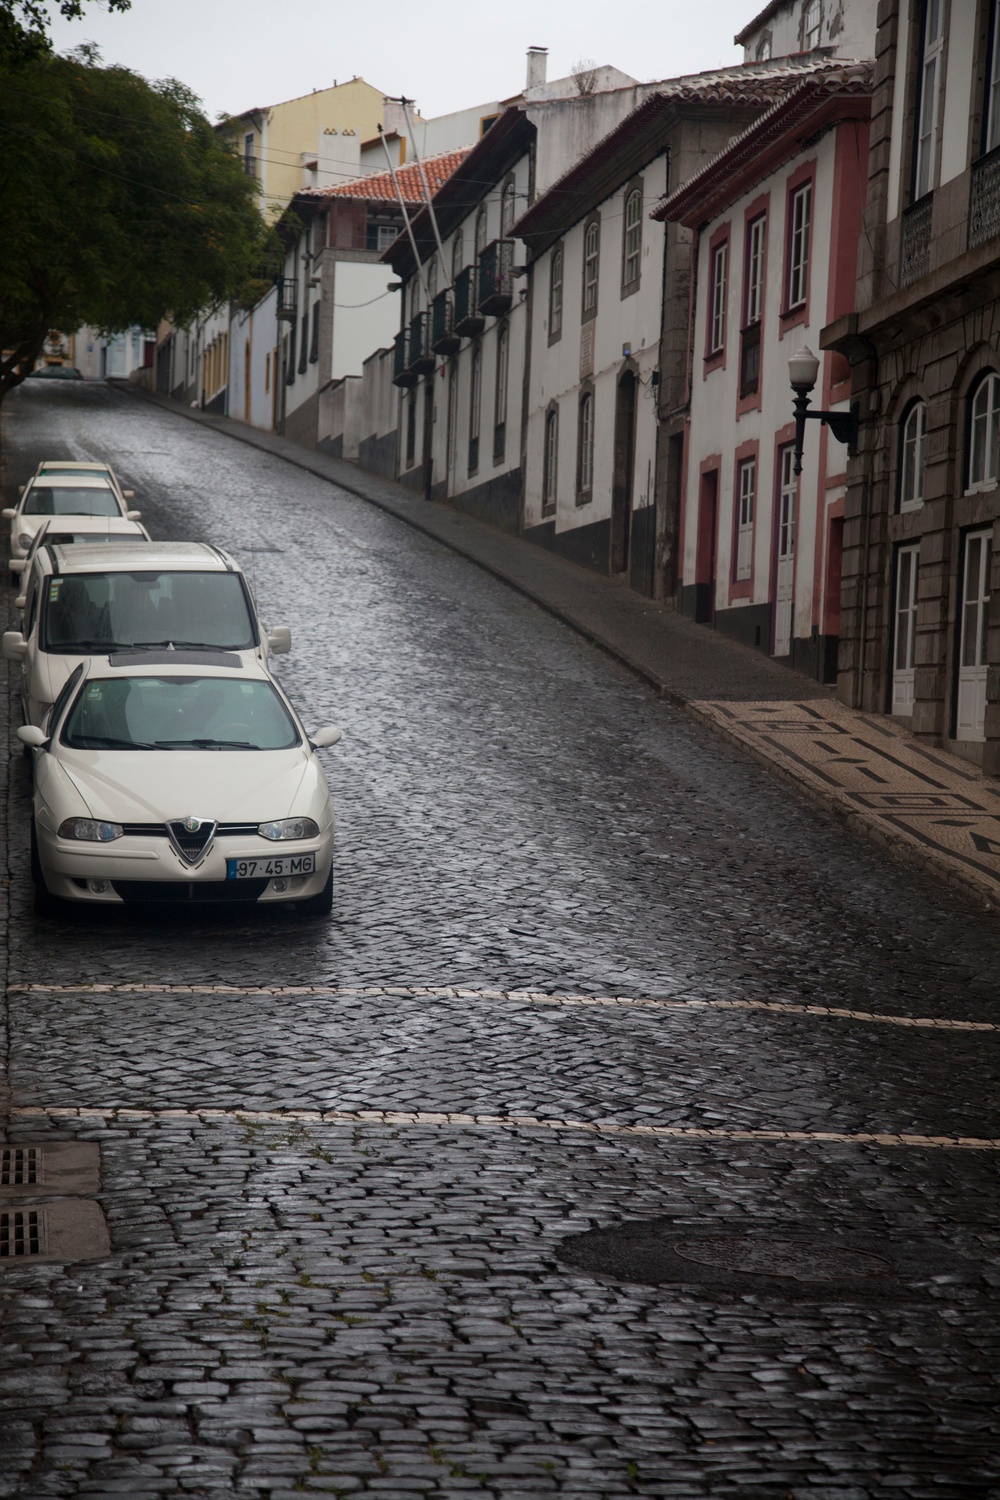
(19, 656, 341, 914)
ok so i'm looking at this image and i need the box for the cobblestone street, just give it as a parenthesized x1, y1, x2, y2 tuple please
(1, 381, 1000, 1499)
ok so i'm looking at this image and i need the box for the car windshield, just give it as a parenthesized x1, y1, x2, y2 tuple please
(61, 676, 300, 751)
(23, 485, 120, 517)
(40, 570, 257, 652)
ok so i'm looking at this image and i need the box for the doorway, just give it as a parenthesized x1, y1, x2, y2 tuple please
(611, 372, 637, 575)
(956, 528, 991, 741)
(695, 468, 718, 625)
(773, 447, 796, 657)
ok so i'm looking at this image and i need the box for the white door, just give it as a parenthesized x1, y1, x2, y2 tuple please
(446, 363, 458, 493)
(774, 448, 796, 657)
(892, 544, 919, 715)
(957, 529, 991, 741)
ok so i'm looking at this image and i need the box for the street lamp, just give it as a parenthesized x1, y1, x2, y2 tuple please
(789, 344, 859, 475)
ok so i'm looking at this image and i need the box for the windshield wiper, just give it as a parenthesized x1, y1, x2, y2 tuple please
(67, 734, 157, 750)
(154, 737, 256, 750)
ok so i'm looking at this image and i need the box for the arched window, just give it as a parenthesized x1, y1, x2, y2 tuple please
(452, 231, 464, 281)
(543, 407, 558, 515)
(969, 373, 1000, 489)
(583, 217, 600, 317)
(501, 179, 516, 238)
(578, 392, 594, 497)
(475, 206, 488, 257)
(755, 31, 772, 61)
(899, 400, 926, 510)
(427, 259, 438, 304)
(622, 188, 642, 287)
(549, 246, 563, 341)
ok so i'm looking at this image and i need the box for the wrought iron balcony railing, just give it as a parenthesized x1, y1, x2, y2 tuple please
(431, 290, 461, 355)
(276, 277, 298, 321)
(392, 329, 416, 388)
(900, 195, 933, 287)
(407, 311, 435, 375)
(478, 238, 514, 316)
(970, 145, 1000, 250)
(453, 266, 484, 338)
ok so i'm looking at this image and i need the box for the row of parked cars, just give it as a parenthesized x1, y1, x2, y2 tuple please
(3, 460, 341, 915)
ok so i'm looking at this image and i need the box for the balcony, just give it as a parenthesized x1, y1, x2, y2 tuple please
(970, 145, 1000, 250)
(739, 322, 760, 400)
(899, 195, 933, 287)
(431, 290, 460, 355)
(276, 278, 298, 322)
(453, 266, 484, 337)
(392, 329, 416, 388)
(478, 238, 514, 316)
(407, 311, 435, 376)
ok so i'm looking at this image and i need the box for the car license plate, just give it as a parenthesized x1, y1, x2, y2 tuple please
(226, 853, 317, 880)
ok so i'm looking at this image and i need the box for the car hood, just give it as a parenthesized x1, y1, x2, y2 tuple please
(58, 748, 326, 825)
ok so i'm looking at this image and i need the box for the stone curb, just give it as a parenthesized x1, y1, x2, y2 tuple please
(116, 384, 997, 914)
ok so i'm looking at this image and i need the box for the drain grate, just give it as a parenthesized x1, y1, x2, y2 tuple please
(0, 1208, 44, 1258)
(0, 1147, 40, 1188)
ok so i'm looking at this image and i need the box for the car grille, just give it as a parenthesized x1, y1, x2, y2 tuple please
(121, 823, 260, 838)
(110, 879, 269, 904)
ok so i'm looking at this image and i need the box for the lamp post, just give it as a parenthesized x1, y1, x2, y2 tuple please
(789, 344, 859, 474)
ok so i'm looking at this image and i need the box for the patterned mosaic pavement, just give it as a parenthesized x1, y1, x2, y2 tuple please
(695, 698, 1000, 906)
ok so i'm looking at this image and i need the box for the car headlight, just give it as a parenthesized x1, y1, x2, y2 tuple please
(16, 532, 32, 551)
(57, 818, 123, 842)
(258, 817, 319, 841)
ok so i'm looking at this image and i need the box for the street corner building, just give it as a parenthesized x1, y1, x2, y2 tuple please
(823, 0, 1000, 774)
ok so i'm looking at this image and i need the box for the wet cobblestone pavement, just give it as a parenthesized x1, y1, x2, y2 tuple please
(1, 382, 999, 1498)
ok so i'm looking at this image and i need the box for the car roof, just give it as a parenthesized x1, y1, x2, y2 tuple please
(46, 541, 237, 574)
(37, 461, 114, 474)
(36, 516, 144, 535)
(26, 474, 116, 490)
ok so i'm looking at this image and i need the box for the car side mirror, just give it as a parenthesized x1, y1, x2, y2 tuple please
(9, 558, 25, 574)
(268, 626, 292, 655)
(310, 725, 342, 749)
(2, 507, 16, 520)
(16, 725, 48, 748)
(14, 595, 26, 610)
(2, 631, 27, 661)
(123, 490, 135, 499)
(126, 509, 141, 521)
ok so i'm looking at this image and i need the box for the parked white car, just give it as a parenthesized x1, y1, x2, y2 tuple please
(4, 474, 141, 569)
(3, 540, 292, 727)
(32, 460, 134, 507)
(19, 656, 341, 913)
(11, 515, 151, 584)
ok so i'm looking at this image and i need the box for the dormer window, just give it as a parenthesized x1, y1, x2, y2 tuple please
(755, 32, 772, 62)
(803, 0, 821, 49)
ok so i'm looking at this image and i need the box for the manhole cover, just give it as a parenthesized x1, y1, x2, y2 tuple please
(672, 1236, 892, 1283)
(0, 1200, 109, 1264)
(0, 1141, 100, 1197)
(557, 1218, 975, 1300)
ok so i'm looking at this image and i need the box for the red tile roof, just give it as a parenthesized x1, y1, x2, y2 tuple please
(298, 147, 473, 207)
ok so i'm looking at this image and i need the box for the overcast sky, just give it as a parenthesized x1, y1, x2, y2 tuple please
(48, 0, 754, 123)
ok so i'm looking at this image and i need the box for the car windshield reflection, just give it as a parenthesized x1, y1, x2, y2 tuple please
(23, 486, 121, 517)
(61, 676, 300, 751)
(41, 571, 257, 652)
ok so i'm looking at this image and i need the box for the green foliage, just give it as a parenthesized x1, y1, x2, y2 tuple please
(0, 0, 131, 66)
(0, 47, 268, 396)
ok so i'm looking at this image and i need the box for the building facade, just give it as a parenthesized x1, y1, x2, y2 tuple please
(823, 1, 1000, 771)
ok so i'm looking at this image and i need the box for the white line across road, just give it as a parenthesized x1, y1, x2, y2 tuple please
(8, 982, 999, 1033)
(10, 1103, 1000, 1150)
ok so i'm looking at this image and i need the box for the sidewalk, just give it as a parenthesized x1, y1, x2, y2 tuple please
(124, 386, 1000, 911)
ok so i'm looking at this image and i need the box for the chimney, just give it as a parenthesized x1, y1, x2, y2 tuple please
(526, 46, 548, 91)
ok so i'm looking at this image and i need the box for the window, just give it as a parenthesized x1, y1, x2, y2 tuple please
(708, 239, 728, 355)
(264, 351, 271, 395)
(736, 457, 755, 581)
(622, 187, 642, 289)
(756, 32, 772, 61)
(892, 544, 919, 714)
(577, 391, 594, 499)
(899, 401, 926, 509)
(366, 221, 398, 252)
(803, 0, 821, 49)
(469, 343, 482, 472)
(985, 0, 1000, 153)
(582, 217, 600, 319)
(543, 408, 558, 515)
(298, 311, 308, 374)
(744, 215, 766, 326)
(501, 178, 516, 238)
(494, 324, 509, 460)
(406, 389, 417, 466)
(452, 231, 464, 280)
(475, 207, 488, 257)
(787, 182, 811, 308)
(914, 0, 944, 200)
(309, 302, 319, 364)
(969, 373, 1000, 488)
(549, 245, 564, 341)
(427, 259, 438, 304)
(285, 326, 295, 385)
(243, 132, 255, 177)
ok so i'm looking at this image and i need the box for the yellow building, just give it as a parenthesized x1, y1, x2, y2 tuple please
(218, 79, 426, 220)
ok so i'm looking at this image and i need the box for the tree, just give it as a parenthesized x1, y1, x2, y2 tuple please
(1, 1, 131, 65)
(0, 48, 270, 400)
